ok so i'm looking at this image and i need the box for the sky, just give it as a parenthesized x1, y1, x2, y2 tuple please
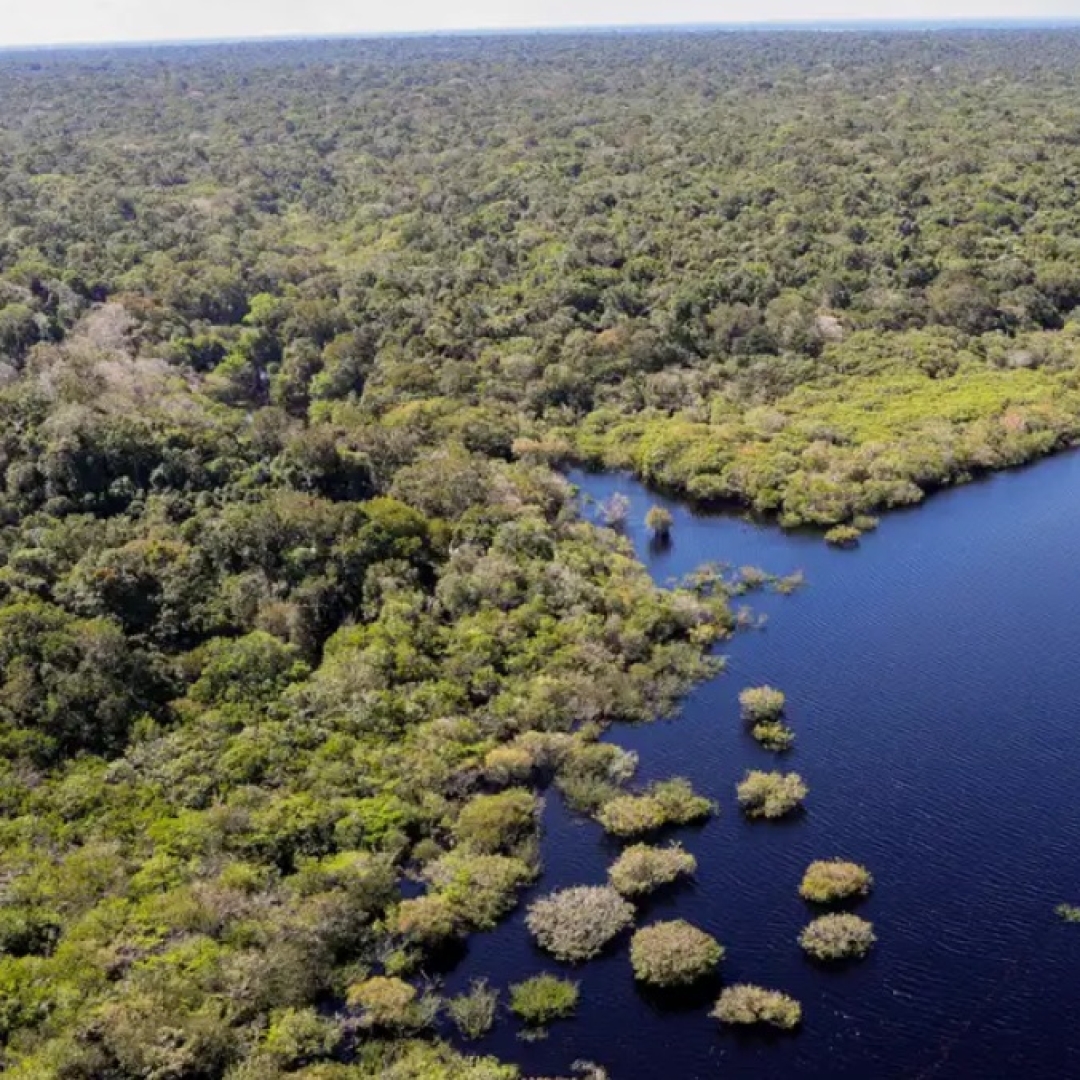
(3, 1, 1079, 48)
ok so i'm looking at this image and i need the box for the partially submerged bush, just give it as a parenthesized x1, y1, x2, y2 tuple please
(751, 720, 795, 751)
(454, 788, 539, 854)
(509, 974, 579, 1026)
(446, 979, 499, 1041)
(645, 505, 674, 538)
(608, 843, 697, 898)
(825, 524, 862, 548)
(1057, 903, 1080, 924)
(737, 770, 807, 819)
(651, 777, 714, 824)
(526, 885, 634, 962)
(799, 860, 873, 904)
(629, 920, 723, 987)
(739, 686, 786, 723)
(596, 793, 667, 837)
(711, 985, 802, 1030)
(596, 778, 713, 837)
(600, 492, 631, 528)
(799, 913, 876, 960)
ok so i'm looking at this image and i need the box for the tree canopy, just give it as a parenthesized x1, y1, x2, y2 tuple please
(0, 25, 1073, 1078)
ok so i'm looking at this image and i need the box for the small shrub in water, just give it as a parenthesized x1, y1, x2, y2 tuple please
(645, 505, 674, 538)
(799, 860, 873, 904)
(799, 913, 876, 961)
(737, 565, 768, 590)
(600, 492, 631, 529)
(526, 885, 634, 962)
(751, 720, 795, 751)
(510, 974, 579, 1026)
(774, 571, 805, 595)
(737, 770, 807, 819)
(608, 843, 697, 898)
(738, 686, 786, 723)
(712, 984, 802, 1030)
(1056, 903, 1080, 924)
(825, 524, 862, 548)
(446, 979, 499, 1041)
(629, 920, 723, 987)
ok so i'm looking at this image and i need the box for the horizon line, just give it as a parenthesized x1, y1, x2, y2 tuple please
(3, 16, 1080, 55)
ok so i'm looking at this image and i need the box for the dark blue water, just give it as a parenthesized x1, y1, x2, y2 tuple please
(442, 455, 1080, 1079)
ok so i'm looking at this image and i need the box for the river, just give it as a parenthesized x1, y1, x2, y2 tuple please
(442, 455, 1080, 1079)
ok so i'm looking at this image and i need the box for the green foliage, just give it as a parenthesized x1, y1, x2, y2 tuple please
(629, 920, 723, 987)
(799, 860, 874, 905)
(645, 506, 674, 538)
(711, 985, 802, 1030)
(0, 906, 61, 958)
(596, 777, 713, 837)
(738, 686, 786, 723)
(5, 26, 1080, 1075)
(425, 851, 536, 931)
(395, 894, 460, 948)
(737, 771, 808, 820)
(0, 599, 161, 761)
(189, 631, 310, 707)
(799, 914, 877, 961)
(351, 1042, 520, 1079)
(483, 746, 536, 787)
(453, 789, 539, 855)
(446, 979, 500, 1041)
(596, 794, 668, 838)
(751, 721, 795, 751)
(1056, 903, 1080, 924)
(608, 843, 697, 898)
(260, 1008, 341, 1069)
(555, 740, 638, 814)
(650, 778, 715, 825)
(346, 977, 421, 1030)
(825, 525, 862, 548)
(509, 974, 579, 1027)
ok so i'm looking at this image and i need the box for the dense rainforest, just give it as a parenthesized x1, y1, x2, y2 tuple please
(2, 26, 1080, 1078)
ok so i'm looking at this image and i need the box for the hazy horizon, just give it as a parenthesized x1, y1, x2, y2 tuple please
(2, 2, 1080, 51)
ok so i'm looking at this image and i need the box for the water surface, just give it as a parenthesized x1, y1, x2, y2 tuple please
(445, 455, 1080, 1079)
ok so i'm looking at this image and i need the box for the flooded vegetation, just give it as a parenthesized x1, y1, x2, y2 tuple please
(441, 459, 1080, 1078)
